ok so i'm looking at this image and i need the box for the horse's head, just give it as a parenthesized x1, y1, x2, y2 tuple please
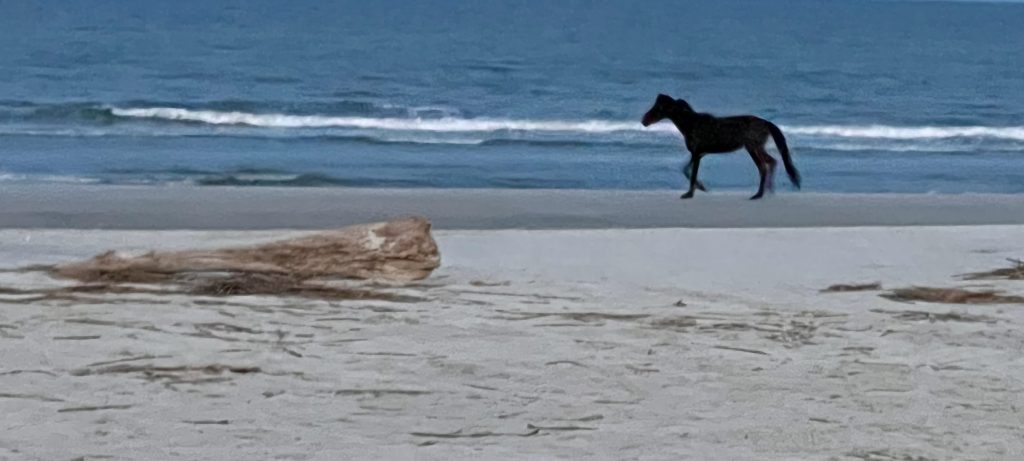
(641, 94, 693, 126)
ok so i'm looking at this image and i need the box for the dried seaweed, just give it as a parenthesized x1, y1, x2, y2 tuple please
(58, 404, 133, 413)
(881, 287, 1024, 304)
(870, 308, 997, 323)
(821, 282, 882, 293)
(961, 258, 1024, 281)
(333, 389, 431, 397)
(411, 427, 541, 438)
(713, 345, 769, 355)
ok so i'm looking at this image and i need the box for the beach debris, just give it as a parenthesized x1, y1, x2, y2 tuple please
(869, 308, 997, 323)
(52, 217, 440, 283)
(647, 316, 698, 331)
(960, 258, 1024, 281)
(821, 282, 882, 293)
(712, 345, 769, 355)
(2, 218, 440, 302)
(468, 280, 510, 287)
(625, 364, 659, 374)
(765, 320, 817, 346)
(0, 280, 425, 304)
(57, 404, 133, 413)
(526, 423, 596, 431)
(72, 363, 260, 376)
(410, 426, 541, 439)
(85, 355, 173, 368)
(493, 309, 648, 323)
(457, 290, 583, 302)
(880, 287, 1024, 304)
(332, 389, 431, 397)
(544, 360, 588, 368)
(845, 449, 936, 461)
(0, 369, 57, 377)
(187, 273, 426, 302)
(70, 363, 262, 389)
(555, 414, 603, 422)
(0, 393, 65, 403)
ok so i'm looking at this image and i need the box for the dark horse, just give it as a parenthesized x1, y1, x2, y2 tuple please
(641, 94, 801, 199)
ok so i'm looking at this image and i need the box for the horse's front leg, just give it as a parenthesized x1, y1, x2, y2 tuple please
(682, 154, 708, 192)
(681, 152, 703, 199)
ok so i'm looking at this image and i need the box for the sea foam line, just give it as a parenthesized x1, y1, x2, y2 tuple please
(109, 106, 1024, 141)
(109, 107, 650, 133)
(787, 125, 1024, 141)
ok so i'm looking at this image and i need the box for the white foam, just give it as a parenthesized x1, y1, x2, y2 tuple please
(0, 172, 100, 184)
(808, 143, 983, 153)
(373, 135, 486, 145)
(103, 106, 1024, 144)
(109, 107, 654, 133)
(787, 125, 1024, 141)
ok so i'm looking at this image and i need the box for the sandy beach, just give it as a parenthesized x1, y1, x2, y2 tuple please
(6, 0, 1024, 459)
(1, 189, 1023, 460)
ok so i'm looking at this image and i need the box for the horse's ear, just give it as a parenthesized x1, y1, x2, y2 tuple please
(675, 99, 694, 112)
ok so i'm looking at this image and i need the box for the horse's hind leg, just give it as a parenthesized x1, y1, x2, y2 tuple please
(745, 145, 768, 200)
(756, 146, 777, 192)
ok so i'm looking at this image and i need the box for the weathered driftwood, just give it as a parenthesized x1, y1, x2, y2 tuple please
(51, 217, 441, 284)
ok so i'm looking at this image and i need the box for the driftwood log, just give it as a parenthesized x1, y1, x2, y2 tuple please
(51, 217, 441, 285)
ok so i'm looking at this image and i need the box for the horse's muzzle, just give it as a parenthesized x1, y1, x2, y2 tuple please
(641, 111, 659, 127)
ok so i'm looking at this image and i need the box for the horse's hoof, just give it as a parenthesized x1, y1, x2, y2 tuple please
(680, 192, 695, 199)
(696, 182, 708, 192)
(749, 194, 764, 200)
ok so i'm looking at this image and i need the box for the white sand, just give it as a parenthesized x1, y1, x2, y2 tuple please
(1, 226, 1023, 460)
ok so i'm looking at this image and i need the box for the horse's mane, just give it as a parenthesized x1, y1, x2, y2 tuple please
(673, 99, 695, 113)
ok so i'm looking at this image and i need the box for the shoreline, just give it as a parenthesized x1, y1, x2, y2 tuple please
(4, 184, 1024, 230)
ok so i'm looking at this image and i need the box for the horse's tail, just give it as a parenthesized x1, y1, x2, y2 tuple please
(767, 122, 801, 189)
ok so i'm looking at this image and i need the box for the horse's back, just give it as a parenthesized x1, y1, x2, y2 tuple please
(717, 115, 769, 128)
(690, 115, 771, 152)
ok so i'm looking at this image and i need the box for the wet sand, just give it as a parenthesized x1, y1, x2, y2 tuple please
(4, 184, 1024, 229)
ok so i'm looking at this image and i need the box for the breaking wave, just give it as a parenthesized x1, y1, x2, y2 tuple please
(2, 102, 1023, 150)
(787, 124, 1024, 141)
(108, 106, 1024, 143)
(108, 106, 648, 133)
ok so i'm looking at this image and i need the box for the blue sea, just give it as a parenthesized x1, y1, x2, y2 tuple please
(1, 0, 1023, 193)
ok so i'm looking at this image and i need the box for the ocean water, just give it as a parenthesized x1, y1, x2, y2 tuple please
(1, 0, 1023, 193)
